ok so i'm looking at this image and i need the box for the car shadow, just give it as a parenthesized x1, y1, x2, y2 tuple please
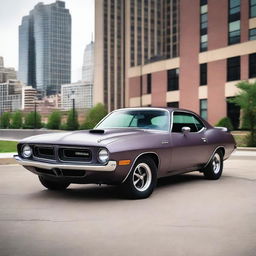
(26, 173, 215, 202)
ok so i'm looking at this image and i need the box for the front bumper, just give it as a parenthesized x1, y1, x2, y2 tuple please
(14, 155, 117, 172)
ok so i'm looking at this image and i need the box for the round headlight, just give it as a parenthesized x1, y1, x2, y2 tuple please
(98, 149, 109, 164)
(22, 145, 32, 158)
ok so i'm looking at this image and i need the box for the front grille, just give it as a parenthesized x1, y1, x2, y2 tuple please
(58, 148, 92, 162)
(30, 144, 93, 163)
(33, 146, 55, 160)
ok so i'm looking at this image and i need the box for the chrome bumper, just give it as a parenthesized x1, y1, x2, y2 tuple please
(14, 155, 117, 172)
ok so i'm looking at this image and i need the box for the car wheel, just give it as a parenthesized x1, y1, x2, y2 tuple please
(203, 150, 223, 180)
(121, 156, 157, 199)
(38, 176, 70, 190)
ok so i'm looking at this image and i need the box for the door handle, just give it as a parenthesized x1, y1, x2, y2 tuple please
(201, 137, 207, 143)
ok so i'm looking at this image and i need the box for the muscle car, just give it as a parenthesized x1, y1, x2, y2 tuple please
(15, 107, 236, 199)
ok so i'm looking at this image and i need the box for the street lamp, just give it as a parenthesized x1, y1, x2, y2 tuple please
(70, 90, 75, 124)
(34, 97, 37, 129)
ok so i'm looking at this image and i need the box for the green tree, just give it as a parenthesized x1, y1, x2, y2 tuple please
(66, 109, 79, 130)
(81, 103, 107, 130)
(11, 111, 23, 129)
(215, 117, 234, 131)
(229, 81, 256, 146)
(0, 112, 11, 128)
(24, 111, 42, 129)
(47, 111, 61, 130)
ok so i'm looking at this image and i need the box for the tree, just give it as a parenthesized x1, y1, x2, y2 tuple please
(0, 112, 11, 128)
(24, 111, 42, 129)
(11, 111, 23, 129)
(81, 103, 107, 130)
(66, 109, 79, 130)
(47, 111, 61, 130)
(215, 117, 234, 131)
(229, 81, 256, 146)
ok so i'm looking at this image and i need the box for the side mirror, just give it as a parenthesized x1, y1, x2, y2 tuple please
(182, 126, 191, 135)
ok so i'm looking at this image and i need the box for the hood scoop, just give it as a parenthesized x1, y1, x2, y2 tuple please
(89, 129, 105, 134)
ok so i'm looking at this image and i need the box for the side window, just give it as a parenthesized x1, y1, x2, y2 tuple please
(192, 115, 205, 131)
(172, 112, 205, 133)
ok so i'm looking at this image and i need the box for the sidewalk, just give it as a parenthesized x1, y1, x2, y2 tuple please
(0, 153, 17, 165)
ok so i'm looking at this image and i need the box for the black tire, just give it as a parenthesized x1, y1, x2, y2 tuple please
(38, 176, 70, 190)
(120, 156, 157, 199)
(203, 150, 223, 180)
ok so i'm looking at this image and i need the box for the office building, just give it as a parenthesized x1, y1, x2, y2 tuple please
(82, 41, 95, 83)
(0, 57, 17, 83)
(61, 82, 93, 110)
(0, 80, 22, 114)
(94, 0, 125, 112)
(94, 0, 256, 128)
(18, 1, 71, 96)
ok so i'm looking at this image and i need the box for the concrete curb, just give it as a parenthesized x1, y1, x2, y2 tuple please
(237, 147, 256, 151)
(0, 158, 17, 165)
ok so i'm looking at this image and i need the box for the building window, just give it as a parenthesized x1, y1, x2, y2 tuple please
(200, 35, 208, 52)
(229, 20, 241, 44)
(200, 99, 208, 120)
(147, 74, 152, 94)
(167, 102, 179, 108)
(249, 53, 256, 78)
(200, 63, 207, 85)
(250, 0, 256, 18)
(167, 69, 179, 91)
(249, 28, 256, 40)
(200, 0, 208, 52)
(227, 56, 240, 81)
(228, 0, 240, 45)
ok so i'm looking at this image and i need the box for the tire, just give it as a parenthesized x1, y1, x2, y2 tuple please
(203, 150, 223, 180)
(38, 176, 70, 190)
(120, 156, 157, 199)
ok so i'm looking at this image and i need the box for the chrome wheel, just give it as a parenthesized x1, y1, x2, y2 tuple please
(133, 163, 152, 192)
(212, 153, 221, 174)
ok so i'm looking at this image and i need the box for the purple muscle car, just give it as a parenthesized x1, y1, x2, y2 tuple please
(15, 108, 236, 199)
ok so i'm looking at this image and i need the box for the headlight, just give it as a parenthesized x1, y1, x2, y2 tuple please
(98, 149, 109, 164)
(22, 144, 32, 158)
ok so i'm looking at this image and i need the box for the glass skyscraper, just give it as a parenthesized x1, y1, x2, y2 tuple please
(18, 1, 71, 96)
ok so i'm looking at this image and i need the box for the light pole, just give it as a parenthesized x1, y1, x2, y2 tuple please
(70, 90, 75, 124)
(34, 97, 37, 129)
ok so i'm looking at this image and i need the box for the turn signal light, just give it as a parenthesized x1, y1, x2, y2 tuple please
(118, 160, 131, 166)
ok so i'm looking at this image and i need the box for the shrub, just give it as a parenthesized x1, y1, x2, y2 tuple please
(11, 111, 23, 129)
(47, 111, 61, 130)
(229, 81, 256, 146)
(66, 109, 79, 130)
(81, 103, 107, 130)
(23, 111, 42, 129)
(215, 117, 234, 131)
(0, 112, 11, 128)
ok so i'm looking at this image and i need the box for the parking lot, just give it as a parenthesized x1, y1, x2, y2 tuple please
(0, 152, 255, 256)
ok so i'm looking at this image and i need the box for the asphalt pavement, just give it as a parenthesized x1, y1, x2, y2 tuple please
(0, 153, 255, 256)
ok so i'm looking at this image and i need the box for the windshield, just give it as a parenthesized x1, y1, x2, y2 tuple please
(96, 109, 169, 131)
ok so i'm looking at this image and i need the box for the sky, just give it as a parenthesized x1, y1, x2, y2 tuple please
(0, 0, 94, 82)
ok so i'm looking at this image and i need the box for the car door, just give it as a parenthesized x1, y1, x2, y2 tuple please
(169, 111, 211, 172)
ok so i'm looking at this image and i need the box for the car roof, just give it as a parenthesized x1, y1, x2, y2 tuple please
(116, 107, 190, 113)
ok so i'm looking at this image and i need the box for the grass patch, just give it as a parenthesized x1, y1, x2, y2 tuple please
(0, 140, 18, 153)
(231, 131, 250, 147)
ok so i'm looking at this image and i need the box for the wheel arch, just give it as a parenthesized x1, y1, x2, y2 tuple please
(121, 152, 160, 183)
(203, 146, 225, 168)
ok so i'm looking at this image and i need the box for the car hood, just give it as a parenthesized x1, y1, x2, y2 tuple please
(20, 128, 166, 147)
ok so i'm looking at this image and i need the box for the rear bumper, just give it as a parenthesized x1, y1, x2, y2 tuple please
(14, 155, 117, 172)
